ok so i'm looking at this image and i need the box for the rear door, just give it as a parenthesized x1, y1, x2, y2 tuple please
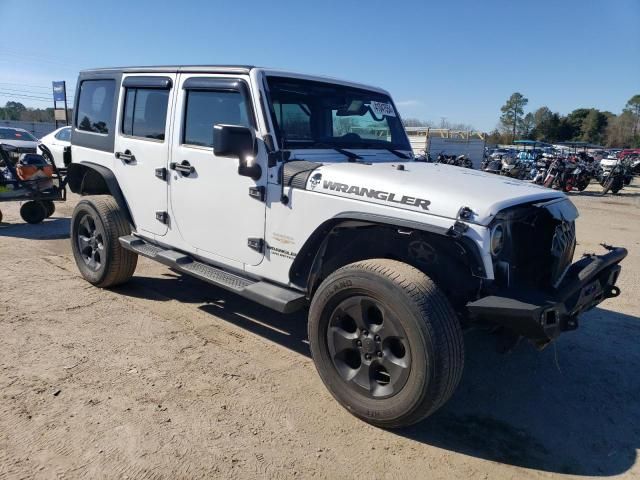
(114, 74, 176, 236)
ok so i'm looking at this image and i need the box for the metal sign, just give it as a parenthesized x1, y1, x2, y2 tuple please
(54, 109, 67, 121)
(52, 81, 66, 102)
(52, 81, 69, 127)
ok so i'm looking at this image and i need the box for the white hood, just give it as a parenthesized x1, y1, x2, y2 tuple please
(305, 162, 566, 225)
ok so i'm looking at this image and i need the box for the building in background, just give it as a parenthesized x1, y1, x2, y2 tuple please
(406, 128, 486, 168)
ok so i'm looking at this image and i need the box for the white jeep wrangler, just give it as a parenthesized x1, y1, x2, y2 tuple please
(67, 65, 626, 428)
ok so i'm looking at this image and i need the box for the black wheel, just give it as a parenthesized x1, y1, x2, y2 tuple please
(577, 179, 589, 191)
(308, 259, 464, 428)
(20, 201, 47, 224)
(0, 209, 3, 223)
(71, 195, 138, 287)
(42, 200, 55, 217)
(601, 177, 613, 195)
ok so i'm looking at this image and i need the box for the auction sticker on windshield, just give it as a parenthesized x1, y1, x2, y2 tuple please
(370, 101, 396, 118)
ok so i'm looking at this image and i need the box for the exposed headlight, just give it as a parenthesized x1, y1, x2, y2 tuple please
(490, 224, 504, 257)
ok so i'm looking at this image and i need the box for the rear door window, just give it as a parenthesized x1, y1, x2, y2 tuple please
(76, 80, 116, 134)
(122, 88, 170, 140)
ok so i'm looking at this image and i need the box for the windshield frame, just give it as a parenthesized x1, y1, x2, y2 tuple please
(264, 75, 411, 152)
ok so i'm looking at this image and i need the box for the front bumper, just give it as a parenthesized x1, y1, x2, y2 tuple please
(466, 246, 627, 346)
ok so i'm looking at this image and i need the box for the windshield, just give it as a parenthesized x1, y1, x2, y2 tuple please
(266, 76, 410, 151)
(0, 128, 37, 141)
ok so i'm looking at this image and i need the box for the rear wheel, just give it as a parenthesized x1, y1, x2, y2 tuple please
(20, 200, 47, 224)
(308, 259, 464, 428)
(71, 195, 138, 288)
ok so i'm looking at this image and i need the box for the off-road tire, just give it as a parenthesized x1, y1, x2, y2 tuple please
(308, 259, 464, 428)
(20, 200, 47, 224)
(71, 195, 138, 288)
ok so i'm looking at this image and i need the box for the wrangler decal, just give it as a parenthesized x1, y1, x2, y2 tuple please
(322, 181, 431, 210)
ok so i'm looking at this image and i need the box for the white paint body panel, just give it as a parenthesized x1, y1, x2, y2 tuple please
(302, 161, 564, 225)
(71, 66, 575, 290)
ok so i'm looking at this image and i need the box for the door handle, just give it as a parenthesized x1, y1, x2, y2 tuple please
(115, 150, 136, 164)
(170, 160, 195, 177)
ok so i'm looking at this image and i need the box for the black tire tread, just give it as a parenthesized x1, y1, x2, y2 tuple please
(310, 259, 464, 428)
(73, 195, 137, 288)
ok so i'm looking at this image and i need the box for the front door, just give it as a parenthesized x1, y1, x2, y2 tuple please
(169, 74, 266, 266)
(114, 74, 176, 236)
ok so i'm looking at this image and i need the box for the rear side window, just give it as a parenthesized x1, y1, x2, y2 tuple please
(76, 80, 115, 134)
(122, 88, 169, 140)
(54, 128, 71, 141)
(183, 90, 250, 147)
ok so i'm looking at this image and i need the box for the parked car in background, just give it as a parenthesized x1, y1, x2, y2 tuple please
(38, 126, 71, 169)
(0, 127, 39, 161)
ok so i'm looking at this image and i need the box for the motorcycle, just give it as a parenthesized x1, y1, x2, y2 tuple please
(456, 154, 473, 169)
(531, 158, 551, 185)
(628, 155, 640, 175)
(500, 156, 528, 179)
(600, 158, 625, 195)
(481, 156, 503, 174)
(563, 158, 593, 192)
(436, 152, 473, 168)
(543, 158, 566, 189)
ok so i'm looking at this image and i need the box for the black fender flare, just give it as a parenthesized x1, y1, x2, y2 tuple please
(289, 212, 486, 292)
(67, 161, 135, 227)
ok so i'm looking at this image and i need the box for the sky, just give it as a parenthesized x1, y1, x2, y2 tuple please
(1, 0, 638, 132)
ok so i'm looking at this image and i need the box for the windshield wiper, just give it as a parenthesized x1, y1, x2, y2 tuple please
(333, 147, 362, 162)
(308, 143, 363, 162)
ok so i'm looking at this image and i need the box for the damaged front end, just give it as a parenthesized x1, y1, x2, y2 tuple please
(467, 197, 627, 348)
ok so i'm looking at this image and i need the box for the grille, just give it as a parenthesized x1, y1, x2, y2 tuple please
(550, 221, 576, 287)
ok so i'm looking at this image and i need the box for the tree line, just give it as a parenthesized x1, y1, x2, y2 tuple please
(3, 95, 639, 148)
(0, 101, 68, 123)
(488, 92, 640, 147)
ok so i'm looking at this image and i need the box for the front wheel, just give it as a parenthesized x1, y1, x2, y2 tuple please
(577, 179, 590, 191)
(71, 195, 138, 288)
(308, 259, 464, 428)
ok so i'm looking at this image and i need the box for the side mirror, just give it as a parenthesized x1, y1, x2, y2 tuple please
(213, 124, 261, 181)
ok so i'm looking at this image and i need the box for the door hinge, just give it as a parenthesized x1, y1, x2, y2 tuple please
(155, 167, 167, 180)
(249, 186, 265, 202)
(247, 238, 264, 253)
(156, 211, 169, 224)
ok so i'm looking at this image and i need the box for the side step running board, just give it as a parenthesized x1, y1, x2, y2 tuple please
(119, 235, 307, 314)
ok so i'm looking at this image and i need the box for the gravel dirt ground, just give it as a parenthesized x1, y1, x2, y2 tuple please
(0, 182, 639, 480)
